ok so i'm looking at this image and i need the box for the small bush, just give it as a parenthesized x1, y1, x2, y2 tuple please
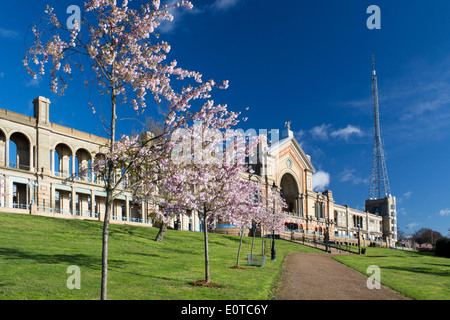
(435, 237, 450, 258)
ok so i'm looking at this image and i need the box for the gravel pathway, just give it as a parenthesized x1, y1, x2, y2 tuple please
(274, 252, 406, 300)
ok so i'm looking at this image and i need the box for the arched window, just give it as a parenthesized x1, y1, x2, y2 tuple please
(280, 173, 299, 216)
(10, 132, 31, 170)
(0, 129, 6, 166)
(76, 148, 92, 182)
(55, 143, 73, 178)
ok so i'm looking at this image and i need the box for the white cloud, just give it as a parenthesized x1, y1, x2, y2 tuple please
(24, 76, 42, 88)
(312, 170, 330, 191)
(0, 28, 19, 39)
(406, 222, 420, 232)
(309, 123, 363, 141)
(397, 191, 413, 204)
(157, 19, 177, 34)
(399, 80, 450, 121)
(212, 0, 241, 11)
(340, 169, 368, 185)
(338, 97, 372, 111)
(397, 207, 407, 216)
(439, 208, 450, 216)
(294, 129, 305, 139)
(158, 0, 240, 33)
(310, 124, 330, 140)
(158, 1, 189, 33)
(157, 0, 203, 33)
(0, 72, 4, 78)
(330, 125, 363, 140)
(402, 191, 413, 199)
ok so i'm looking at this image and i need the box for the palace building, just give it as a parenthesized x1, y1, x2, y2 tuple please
(0, 97, 158, 226)
(0, 96, 397, 247)
(214, 124, 396, 247)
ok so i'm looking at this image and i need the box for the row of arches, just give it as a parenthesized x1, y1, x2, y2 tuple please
(51, 143, 97, 180)
(0, 128, 102, 182)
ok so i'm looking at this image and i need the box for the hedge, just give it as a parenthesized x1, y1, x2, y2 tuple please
(435, 237, 450, 258)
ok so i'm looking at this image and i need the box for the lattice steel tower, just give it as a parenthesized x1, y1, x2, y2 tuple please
(369, 56, 391, 199)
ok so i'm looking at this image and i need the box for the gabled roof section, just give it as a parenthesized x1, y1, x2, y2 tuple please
(267, 129, 316, 173)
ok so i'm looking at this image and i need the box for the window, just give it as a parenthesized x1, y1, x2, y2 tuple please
(55, 191, 60, 210)
(315, 202, 325, 219)
(75, 194, 80, 213)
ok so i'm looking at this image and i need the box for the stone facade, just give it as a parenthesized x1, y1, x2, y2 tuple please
(216, 127, 396, 247)
(0, 97, 200, 231)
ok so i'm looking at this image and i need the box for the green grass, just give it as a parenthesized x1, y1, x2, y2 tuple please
(333, 247, 450, 300)
(0, 212, 321, 300)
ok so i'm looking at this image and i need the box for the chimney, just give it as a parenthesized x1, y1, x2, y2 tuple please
(33, 96, 51, 126)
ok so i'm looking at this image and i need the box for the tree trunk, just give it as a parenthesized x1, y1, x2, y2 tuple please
(101, 189, 113, 300)
(155, 221, 168, 242)
(203, 205, 210, 283)
(236, 226, 244, 267)
(251, 223, 256, 256)
(101, 88, 117, 300)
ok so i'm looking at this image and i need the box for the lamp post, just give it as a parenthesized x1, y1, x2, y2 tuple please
(271, 181, 278, 261)
(28, 180, 38, 205)
(357, 221, 361, 255)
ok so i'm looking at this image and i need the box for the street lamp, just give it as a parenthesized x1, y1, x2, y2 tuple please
(271, 181, 279, 261)
(357, 220, 361, 255)
(28, 180, 38, 205)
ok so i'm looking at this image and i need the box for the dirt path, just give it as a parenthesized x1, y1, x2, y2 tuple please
(274, 252, 405, 300)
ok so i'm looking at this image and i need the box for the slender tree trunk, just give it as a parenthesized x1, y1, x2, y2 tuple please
(101, 88, 117, 300)
(236, 226, 244, 267)
(203, 205, 210, 283)
(101, 190, 113, 300)
(251, 223, 256, 256)
(155, 221, 168, 242)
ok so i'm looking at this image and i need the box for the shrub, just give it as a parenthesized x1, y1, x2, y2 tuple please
(435, 237, 450, 258)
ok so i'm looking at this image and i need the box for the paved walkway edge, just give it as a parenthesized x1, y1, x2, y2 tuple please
(274, 252, 406, 300)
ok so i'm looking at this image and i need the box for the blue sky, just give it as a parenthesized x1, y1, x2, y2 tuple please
(0, 0, 449, 236)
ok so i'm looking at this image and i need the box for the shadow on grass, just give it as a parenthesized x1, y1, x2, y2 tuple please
(126, 251, 161, 258)
(0, 248, 128, 270)
(382, 265, 450, 277)
(425, 262, 450, 268)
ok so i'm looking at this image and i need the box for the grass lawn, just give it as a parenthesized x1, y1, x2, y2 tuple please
(0, 212, 322, 300)
(333, 247, 450, 300)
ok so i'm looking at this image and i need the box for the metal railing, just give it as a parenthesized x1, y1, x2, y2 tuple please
(8, 163, 31, 171)
(3, 201, 152, 226)
(41, 205, 149, 224)
(281, 233, 359, 254)
(12, 203, 30, 210)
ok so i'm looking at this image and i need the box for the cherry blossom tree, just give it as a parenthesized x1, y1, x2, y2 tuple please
(171, 120, 266, 283)
(259, 185, 288, 260)
(24, 0, 289, 294)
(231, 181, 267, 268)
(260, 186, 288, 235)
(147, 155, 192, 242)
(186, 165, 260, 283)
(233, 183, 288, 267)
(124, 93, 243, 243)
(24, 0, 231, 299)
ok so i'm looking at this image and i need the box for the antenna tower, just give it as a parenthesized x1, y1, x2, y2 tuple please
(369, 56, 391, 199)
